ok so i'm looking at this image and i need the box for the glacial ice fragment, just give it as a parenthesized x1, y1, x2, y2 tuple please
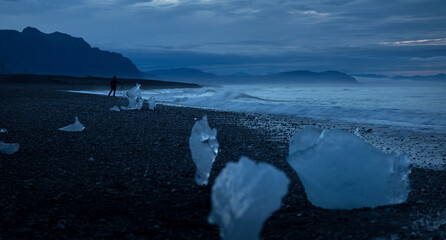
(0, 141, 20, 155)
(0, 128, 7, 133)
(109, 106, 120, 111)
(287, 126, 410, 210)
(189, 115, 218, 185)
(288, 125, 323, 155)
(121, 83, 143, 110)
(208, 157, 289, 240)
(148, 97, 157, 110)
(58, 116, 85, 132)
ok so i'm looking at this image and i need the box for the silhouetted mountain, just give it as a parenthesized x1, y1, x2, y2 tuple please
(392, 74, 446, 82)
(144, 68, 358, 85)
(0, 27, 140, 77)
(353, 74, 388, 78)
(230, 72, 251, 77)
(268, 70, 357, 83)
(144, 68, 220, 85)
(146, 68, 216, 78)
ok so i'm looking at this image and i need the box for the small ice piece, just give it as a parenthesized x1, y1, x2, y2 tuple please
(148, 97, 157, 110)
(189, 115, 219, 185)
(208, 157, 289, 240)
(0, 128, 7, 133)
(354, 127, 363, 138)
(121, 83, 143, 110)
(0, 141, 20, 155)
(109, 106, 120, 111)
(287, 126, 410, 210)
(88, 157, 95, 161)
(58, 116, 85, 132)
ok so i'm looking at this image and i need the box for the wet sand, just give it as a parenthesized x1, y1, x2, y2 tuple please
(0, 83, 445, 239)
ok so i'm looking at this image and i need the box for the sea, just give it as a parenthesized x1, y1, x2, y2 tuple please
(73, 80, 446, 133)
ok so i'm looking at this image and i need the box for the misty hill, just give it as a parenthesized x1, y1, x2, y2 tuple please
(353, 73, 446, 82)
(268, 70, 357, 83)
(144, 68, 358, 84)
(353, 74, 388, 78)
(146, 68, 216, 79)
(392, 74, 446, 82)
(0, 27, 140, 77)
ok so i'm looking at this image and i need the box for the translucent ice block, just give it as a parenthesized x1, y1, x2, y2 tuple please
(109, 106, 120, 111)
(0, 141, 20, 155)
(58, 116, 85, 132)
(121, 83, 143, 110)
(287, 126, 410, 210)
(208, 157, 289, 240)
(189, 115, 218, 185)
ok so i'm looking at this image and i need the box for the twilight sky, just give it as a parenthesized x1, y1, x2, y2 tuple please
(1, 0, 445, 75)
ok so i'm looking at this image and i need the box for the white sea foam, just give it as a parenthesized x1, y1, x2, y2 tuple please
(69, 84, 446, 133)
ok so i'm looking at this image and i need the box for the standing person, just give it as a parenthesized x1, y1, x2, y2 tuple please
(108, 76, 123, 97)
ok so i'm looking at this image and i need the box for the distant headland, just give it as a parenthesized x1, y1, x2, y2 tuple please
(0, 27, 141, 78)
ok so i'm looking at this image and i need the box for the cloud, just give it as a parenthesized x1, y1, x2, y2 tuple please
(130, 0, 180, 8)
(380, 38, 446, 46)
(1, 0, 445, 75)
(288, 9, 330, 16)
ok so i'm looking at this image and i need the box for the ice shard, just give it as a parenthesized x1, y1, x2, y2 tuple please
(148, 97, 157, 110)
(58, 116, 85, 132)
(121, 83, 143, 110)
(0, 128, 7, 133)
(0, 141, 20, 155)
(109, 106, 120, 111)
(189, 115, 218, 185)
(208, 157, 289, 240)
(287, 126, 410, 210)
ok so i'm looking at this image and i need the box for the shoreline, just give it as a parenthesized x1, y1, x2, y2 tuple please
(72, 89, 445, 170)
(1, 83, 446, 239)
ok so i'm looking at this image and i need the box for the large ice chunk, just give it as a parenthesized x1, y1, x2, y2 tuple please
(287, 126, 410, 210)
(288, 125, 323, 155)
(121, 83, 143, 110)
(58, 116, 85, 132)
(0, 141, 20, 155)
(208, 157, 289, 240)
(189, 115, 218, 185)
(148, 97, 157, 110)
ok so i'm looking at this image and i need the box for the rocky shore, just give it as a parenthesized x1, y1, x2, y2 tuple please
(0, 83, 445, 239)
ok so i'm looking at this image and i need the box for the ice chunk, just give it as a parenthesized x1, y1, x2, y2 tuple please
(0, 141, 20, 155)
(109, 106, 120, 111)
(148, 97, 157, 110)
(121, 83, 143, 110)
(288, 126, 323, 155)
(208, 157, 289, 240)
(58, 116, 85, 132)
(287, 127, 410, 210)
(354, 127, 364, 139)
(0, 128, 7, 133)
(189, 115, 219, 185)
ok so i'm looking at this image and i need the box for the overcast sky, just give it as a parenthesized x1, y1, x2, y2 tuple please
(1, 0, 445, 75)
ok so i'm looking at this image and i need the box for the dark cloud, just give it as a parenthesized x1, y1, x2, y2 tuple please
(0, 0, 445, 75)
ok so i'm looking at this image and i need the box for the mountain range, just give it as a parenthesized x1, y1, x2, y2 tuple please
(0, 27, 140, 77)
(354, 73, 446, 82)
(0, 27, 358, 84)
(3, 27, 442, 85)
(144, 68, 358, 84)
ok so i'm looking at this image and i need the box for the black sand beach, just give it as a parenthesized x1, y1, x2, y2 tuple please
(1, 81, 446, 239)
